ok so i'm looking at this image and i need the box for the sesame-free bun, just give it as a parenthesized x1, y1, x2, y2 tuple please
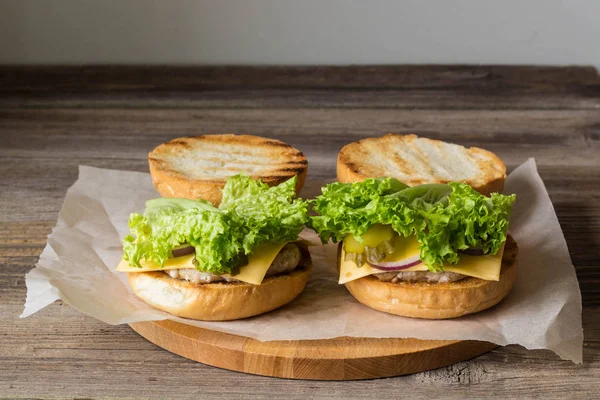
(148, 134, 308, 206)
(127, 255, 312, 321)
(340, 236, 518, 319)
(337, 134, 506, 196)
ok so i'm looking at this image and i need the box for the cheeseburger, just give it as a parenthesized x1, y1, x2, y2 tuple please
(309, 134, 518, 319)
(116, 133, 311, 321)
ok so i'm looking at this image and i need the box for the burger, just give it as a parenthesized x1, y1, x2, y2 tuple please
(309, 134, 518, 319)
(116, 134, 311, 321)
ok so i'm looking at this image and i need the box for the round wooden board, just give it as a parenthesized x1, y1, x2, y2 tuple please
(129, 321, 496, 380)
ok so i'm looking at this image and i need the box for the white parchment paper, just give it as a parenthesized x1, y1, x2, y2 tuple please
(22, 159, 583, 363)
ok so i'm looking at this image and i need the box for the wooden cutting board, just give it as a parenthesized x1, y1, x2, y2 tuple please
(129, 320, 496, 380)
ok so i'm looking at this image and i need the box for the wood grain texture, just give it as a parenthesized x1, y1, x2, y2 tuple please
(1, 65, 600, 110)
(1, 66, 599, 399)
(128, 321, 497, 380)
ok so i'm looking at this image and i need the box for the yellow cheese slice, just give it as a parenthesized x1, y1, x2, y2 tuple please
(339, 235, 504, 284)
(229, 241, 288, 285)
(439, 248, 504, 281)
(339, 257, 379, 284)
(116, 241, 287, 285)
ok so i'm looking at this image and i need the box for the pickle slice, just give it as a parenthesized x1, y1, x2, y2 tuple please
(344, 235, 366, 253)
(343, 224, 395, 253)
(343, 237, 396, 266)
(362, 224, 395, 247)
(343, 224, 397, 267)
(344, 251, 366, 267)
(365, 239, 395, 263)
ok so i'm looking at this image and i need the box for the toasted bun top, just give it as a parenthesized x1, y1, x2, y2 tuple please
(150, 134, 307, 183)
(148, 134, 308, 204)
(337, 134, 506, 195)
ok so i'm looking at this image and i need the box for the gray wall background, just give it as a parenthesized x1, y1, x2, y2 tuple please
(1, 0, 599, 67)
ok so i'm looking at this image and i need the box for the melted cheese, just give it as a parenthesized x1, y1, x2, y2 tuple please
(116, 241, 287, 285)
(339, 235, 504, 284)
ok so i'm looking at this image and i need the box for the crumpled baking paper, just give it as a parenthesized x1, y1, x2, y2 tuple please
(22, 158, 583, 363)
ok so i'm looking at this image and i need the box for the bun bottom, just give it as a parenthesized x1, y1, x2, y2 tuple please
(127, 254, 312, 321)
(343, 236, 518, 319)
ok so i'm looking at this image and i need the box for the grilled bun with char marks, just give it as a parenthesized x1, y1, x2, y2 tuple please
(337, 134, 506, 196)
(149, 134, 308, 206)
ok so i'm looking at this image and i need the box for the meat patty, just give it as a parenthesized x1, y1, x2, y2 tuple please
(166, 268, 238, 284)
(374, 270, 466, 283)
(166, 243, 302, 284)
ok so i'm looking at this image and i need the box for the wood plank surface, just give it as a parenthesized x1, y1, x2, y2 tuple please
(0, 66, 599, 399)
(2, 65, 600, 109)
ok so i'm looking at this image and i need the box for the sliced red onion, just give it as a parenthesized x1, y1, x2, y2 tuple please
(171, 245, 195, 258)
(367, 255, 422, 271)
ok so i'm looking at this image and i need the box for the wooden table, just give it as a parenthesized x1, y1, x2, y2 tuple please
(1, 66, 599, 399)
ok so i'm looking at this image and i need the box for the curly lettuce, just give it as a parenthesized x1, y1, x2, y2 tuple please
(309, 178, 411, 242)
(122, 175, 308, 275)
(310, 178, 515, 271)
(415, 183, 515, 269)
(220, 175, 309, 253)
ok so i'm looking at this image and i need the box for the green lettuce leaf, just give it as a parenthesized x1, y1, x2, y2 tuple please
(386, 183, 452, 209)
(143, 198, 221, 222)
(123, 207, 243, 274)
(219, 175, 309, 253)
(309, 178, 409, 243)
(310, 179, 515, 271)
(123, 175, 308, 275)
(415, 183, 515, 269)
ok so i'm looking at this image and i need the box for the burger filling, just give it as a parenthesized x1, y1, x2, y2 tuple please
(374, 270, 466, 283)
(343, 225, 470, 284)
(166, 243, 302, 284)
